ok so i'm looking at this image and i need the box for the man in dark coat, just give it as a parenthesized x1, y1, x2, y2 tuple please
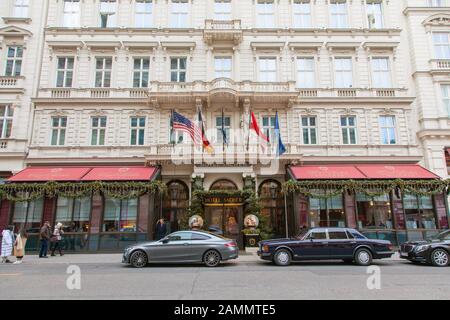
(39, 221, 51, 258)
(155, 219, 167, 240)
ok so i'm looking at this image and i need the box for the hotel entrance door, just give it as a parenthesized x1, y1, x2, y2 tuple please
(205, 205, 243, 248)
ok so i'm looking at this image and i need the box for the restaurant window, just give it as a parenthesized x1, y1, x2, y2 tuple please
(5, 46, 23, 77)
(296, 57, 315, 88)
(99, 0, 117, 28)
(259, 180, 285, 238)
(63, 0, 80, 27)
(51, 116, 67, 146)
(0, 105, 13, 139)
(56, 57, 74, 87)
(55, 196, 91, 232)
(214, 0, 232, 20)
(334, 57, 353, 88)
(214, 57, 232, 78)
(329, 0, 348, 28)
(91, 116, 106, 146)
(256, 0, 275, 28)
(301, 116, 317, 145)
(379, 115, 396, 145)
(309, 191, 345, 228)
(170, 0, 189, 28)
(135, 0, 153, 28)
(13, 0, 29, 18)
(130, 116, 145, 146)
(404, 193, 436, 229)
(340, 115, 357, 145)
(433, 32, 450, 59)
(103, 196, 138, 232)
(371, 57, 391, 88)
(95, 57, 112, 88)
(133, 57, 150, 88)
(441, 84, 450, 117)
(163, 181, 189, 232)
(170, 57, 187, 82)
(293, 0, 311, 28)
(12, 196, 44, 232)
(366, 1, 383, 29)
(356, 192, 393, 229)
(258, 57, 277, 82)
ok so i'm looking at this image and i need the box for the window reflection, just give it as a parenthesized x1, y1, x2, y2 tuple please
(356, 193, 393, 229)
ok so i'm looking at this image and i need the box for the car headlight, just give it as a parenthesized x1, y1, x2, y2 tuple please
(414, 245, 430, 253)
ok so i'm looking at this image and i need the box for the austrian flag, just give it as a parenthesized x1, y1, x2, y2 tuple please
(249, 111, 269, 144)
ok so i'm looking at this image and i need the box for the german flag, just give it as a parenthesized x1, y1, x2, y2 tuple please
(198, 111, 214, 154)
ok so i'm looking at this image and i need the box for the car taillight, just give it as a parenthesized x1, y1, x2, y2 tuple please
(225, 242, 237, 247)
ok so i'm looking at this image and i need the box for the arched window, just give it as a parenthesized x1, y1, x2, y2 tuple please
(259, 180, 285, 238)
(162, 180, 189, 233)
(210, 179, 238, 191)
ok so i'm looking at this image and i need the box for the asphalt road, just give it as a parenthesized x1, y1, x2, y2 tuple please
(0, 253, 448, 300)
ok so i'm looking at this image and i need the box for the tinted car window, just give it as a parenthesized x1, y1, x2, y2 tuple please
(350, 231, 366, 239)
(346, 231, 355, 239)
(310, 231, 327, 239)
(167, 232, 192, 241)
(192, 233, 211, 241)
(328, 231, 348, 240)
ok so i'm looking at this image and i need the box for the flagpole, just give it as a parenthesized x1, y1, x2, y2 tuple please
(170, 109, 174, 148)
(221, 108, 225, 152)
(246, 110, 251, 152)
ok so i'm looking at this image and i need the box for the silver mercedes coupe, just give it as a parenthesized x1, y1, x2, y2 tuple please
(122, 230, 239, 268)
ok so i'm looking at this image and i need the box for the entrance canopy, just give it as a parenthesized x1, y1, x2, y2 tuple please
(289, 164, 440, 180)
(8, 166, 159, 182)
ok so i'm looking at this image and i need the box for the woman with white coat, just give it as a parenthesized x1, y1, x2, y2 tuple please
(1, 225, 15, 263)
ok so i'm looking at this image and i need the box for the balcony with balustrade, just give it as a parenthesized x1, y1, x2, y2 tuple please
(203, 20, 243, 45)
(429, 59, 450, 74)
(0, 76, 25, 93)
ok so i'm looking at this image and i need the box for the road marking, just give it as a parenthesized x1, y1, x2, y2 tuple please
(0, 273, 21, 276)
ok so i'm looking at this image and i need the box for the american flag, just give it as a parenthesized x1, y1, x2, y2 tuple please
(172, 111, 201, 143)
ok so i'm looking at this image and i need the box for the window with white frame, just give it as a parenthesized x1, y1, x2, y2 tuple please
(91, 116, 106, 146)
(329, 0, 348, 28)
(296, 57, 315, 88)
(441, 84, 450, 117)
(379, 115, 396, 145)
(63, 0, 80, 27)
(340, 116, 357, 145)
(214, 57, 232, 78)
(429, 0, 446, 7)
(130, 117, 146, 146)
(215, 115, 230, 144)
(262, 116, 276, 143)
(95, 57, 112, 88)
(293, 0, 311, 28)
(371, 57, 391, 88)
(51, 116, 67, 146)
(433, 33, 450, 59)
(170, 117, 188, 144)
(135, 0, 153, 28)
(334, 57, 353, 88)
(170, 57, 187, 82)
(301, 116, 317, 144)
(259, 57, 277, 82)
(256, 0, 275, 28)
(5, 46, 23, 77)
(214, 0, 232, 20)
(366, 1, 383, 29)
(170, 0, 189, 28)
(56, 57, 74, 88)
(99, 0, 117, 28)
(0, 105, 13, 139)
(133, 58, 150, 88)
(13, 0, 29, 18)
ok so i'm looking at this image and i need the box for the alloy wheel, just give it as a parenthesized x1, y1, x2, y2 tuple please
(355, 248, 372, 266)
(274, 249, 291, 266)
(431, 249, 449, 267)
(130, 251, 147, 268)
(204, 250, 220, 267)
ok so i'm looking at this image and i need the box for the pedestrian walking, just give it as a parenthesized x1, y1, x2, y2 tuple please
(39, 221, 51, 258)
(1, 225, 15, 263)
(13, 229, 28, 264)
(50, 222, 64, 256)
(155, 218, 167, 240)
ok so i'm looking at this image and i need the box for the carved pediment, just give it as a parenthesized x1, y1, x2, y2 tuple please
(423, 14, 450, 26)
(0, 25, 32, 37)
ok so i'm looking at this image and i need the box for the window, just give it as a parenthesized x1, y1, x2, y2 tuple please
(95, 57, 112, 88)
(262, 116, 276, 143)
(56, 57, 74, 87)
(404, 193, 436, 230)
(135, 0, 153, 28)
(301, 116, 317, 144)
(55, 197, 91, 232)
(167, 232, 192, 241)
(192, 233, 211, 240)
(103, 197, 138, 232)
(429, 0, 446, 7)
(256, 0, 275, 28)
(340, 116, 357, 144)
(133, 58, 150, 88)
(163, 181, 189, 232)
(296, 57, 315, 88)
(309, 191, 345, 227)
(259, 180, 285, 238)
(334, 57, 353, 88)
(379, 115, 396, 145)
(371, 57, 391, 88)
(433, 33, 450, 59)
(214, 57, 232, 78)
(12, 197, 44, 231)
(259, 57, 277, 82)
(130, 117, 145, 146)
(306, 230, 327, 240)
(214, 0, 231, 20)
(0, 105, 13, 139)
(366, 1, 383, 29)
(169, 117, 189, 144)
(51, 116, 67, 146)
(13, 0, 29, 18)
(293, 1, 311, 28)
(330, 0, 348, 28)
(63, 0, 80, 27)
(170, 57, 187, 82)
(99, 0, 117, 28)
(328, 231, 348, 239)
(215, 115, 230, 144)
(91, 116, 106, 146)
(356, 193, 393, 229)
(170, 0, 189, 28)
(441, 84, 450, 117)
(5, 46, 23, 77)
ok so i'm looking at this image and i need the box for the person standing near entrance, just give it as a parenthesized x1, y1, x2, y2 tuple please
(1, 225, 15, 263)
(155, 218, 167, 240)
(50, 222, 64, 256)
(13, 228, 28, 264)
(39, 221, 51, 258)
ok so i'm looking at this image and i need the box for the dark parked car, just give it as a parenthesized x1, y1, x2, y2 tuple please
(400, 230, 450, 267)
(258, 227, 394, 266)
(122, 230, 238, 268)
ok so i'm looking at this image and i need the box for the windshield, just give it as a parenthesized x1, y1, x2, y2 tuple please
(430, 230, 450, 241)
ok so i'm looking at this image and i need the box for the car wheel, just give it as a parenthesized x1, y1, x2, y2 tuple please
(273, 249, 291, 266)
(129, 250, 148, 268)
(430, 249, 449, 267)
(203, 250, 221, 267)
(354, 248, 373, 266)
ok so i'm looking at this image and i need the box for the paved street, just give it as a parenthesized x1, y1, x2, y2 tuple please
(0, 252, 449, 300)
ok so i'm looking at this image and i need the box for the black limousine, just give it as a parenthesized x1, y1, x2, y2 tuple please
(258, 227, 394, 266)
(400, 230, 450, 267)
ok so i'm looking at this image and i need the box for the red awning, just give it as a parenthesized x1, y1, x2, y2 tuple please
(81, 167, 158, 181)
(8, 167, 92, 182)
(355, 164, 440, 179)
(289, 165, 366, 180)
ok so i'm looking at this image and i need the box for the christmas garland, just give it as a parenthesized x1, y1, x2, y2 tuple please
(0, 180, 167, 202)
